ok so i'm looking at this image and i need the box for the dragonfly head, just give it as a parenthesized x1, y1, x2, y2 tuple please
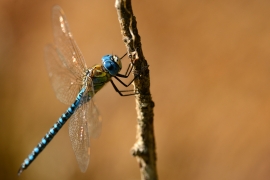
(102, 55, 122, 76)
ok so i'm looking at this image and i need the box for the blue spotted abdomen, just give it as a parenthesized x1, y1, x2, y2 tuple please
(17, 88, 85, 175)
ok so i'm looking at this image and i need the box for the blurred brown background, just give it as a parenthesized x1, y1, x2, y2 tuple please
(1, 0, 270, 180)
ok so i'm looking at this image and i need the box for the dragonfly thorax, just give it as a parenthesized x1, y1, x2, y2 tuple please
(101, 55, 122, 76)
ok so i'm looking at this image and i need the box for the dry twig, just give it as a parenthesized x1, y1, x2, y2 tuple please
(115, 1, 158, 180)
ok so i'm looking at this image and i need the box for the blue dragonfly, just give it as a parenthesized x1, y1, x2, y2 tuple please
(18, 5, 138, 175)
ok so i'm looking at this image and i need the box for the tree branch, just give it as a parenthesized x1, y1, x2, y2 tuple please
(115, 1, 158, 180)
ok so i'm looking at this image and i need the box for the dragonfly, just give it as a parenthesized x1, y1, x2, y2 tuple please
(18, 5, 139, 175)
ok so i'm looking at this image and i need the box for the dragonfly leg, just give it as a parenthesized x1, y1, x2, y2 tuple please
(110, 79, 138, 96)
(111, 62, 149, 96)
(116, 62, 133, 78)
(113, 74, 138, 87)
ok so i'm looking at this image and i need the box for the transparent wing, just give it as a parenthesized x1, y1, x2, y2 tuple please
(44, 44, 82, 105)
(69, 93, 90, 173)
(69, 83, 102, 172)
(87, 79, 102, 139)
(52, 5, 87, 79)
(87, 99, 102, 139)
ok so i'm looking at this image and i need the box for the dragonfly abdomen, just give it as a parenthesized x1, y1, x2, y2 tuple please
(18, 88, 85, 175)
